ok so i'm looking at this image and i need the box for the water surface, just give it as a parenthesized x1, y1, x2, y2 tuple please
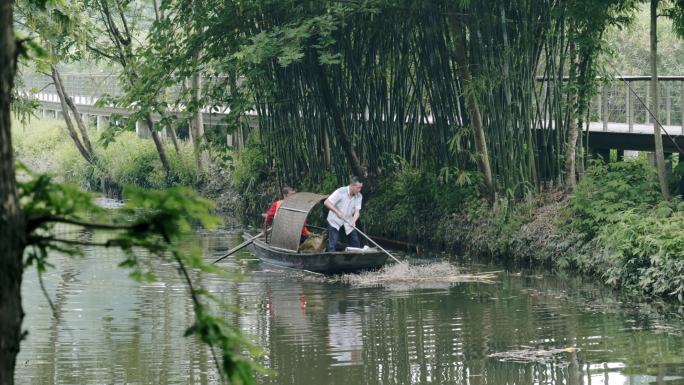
(16, 228, 684, 385)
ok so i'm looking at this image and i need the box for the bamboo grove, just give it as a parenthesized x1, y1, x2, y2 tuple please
(111, 0, 639, 198)
(198, 0, 634, 198)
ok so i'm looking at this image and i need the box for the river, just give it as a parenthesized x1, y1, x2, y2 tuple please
(15, 227, 684, 385)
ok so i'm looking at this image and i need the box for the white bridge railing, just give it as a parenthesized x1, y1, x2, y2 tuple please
(22, 73, 684, 138)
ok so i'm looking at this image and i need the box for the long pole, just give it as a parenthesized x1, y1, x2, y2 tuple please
(345, 221, 403, 264)
(212, 231, 264, 264)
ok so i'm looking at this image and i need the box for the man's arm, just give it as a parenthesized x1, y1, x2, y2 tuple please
(351, 207, 360, 226)
(264, 201, 279, 224)
(324, 198, 343, 219)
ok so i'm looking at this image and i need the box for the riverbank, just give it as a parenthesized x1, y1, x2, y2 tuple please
(227, 139, 684, 303)
(395, 160, 684, 302)
(13, 117, 684, 303)
(11, 117, 264, 217)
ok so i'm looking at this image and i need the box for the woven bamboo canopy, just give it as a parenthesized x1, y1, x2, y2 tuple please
(270, 192, 327, 252)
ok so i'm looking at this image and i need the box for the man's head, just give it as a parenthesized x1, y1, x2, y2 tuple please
(282, 186, 297, 198)
(348, 176, 363, 196)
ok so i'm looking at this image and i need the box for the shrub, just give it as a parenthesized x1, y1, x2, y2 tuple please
(231, 135, 268, 193)
(567, 159, 662, 237)
(13, 117, 197, 191)
(563, 159, 684, 301)
(229, 134, 278, 222)
(576, 209, 684, 300)
(11, 118, 66, 157)
(364, 162, 480, 245)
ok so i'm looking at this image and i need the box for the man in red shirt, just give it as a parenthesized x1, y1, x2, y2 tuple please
(262, 186, 310, 241)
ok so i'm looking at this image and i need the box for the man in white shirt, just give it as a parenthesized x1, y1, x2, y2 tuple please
(324, 176, 363, 252)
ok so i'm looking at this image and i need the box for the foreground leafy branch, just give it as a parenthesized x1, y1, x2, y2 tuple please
(17, 166, 258, 384)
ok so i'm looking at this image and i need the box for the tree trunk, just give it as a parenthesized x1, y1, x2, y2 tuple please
(53, 67, 94, 156)
(91, 2, 170, 179)
(1, 2, 26, 383)
(564, 39, 579, 193)
(314, 60, 365, 179)
(146, 114, 171, 177)
(191, 71, 209, 177)
(152, 0, 161, 21)
(651, 0, 670, 199)
(564, 119, 580, 191)
(167, 125, 180, 153)
(450, 11, 495, 204)
(51, 66, 93, 164)
(575, 54, 594, 183)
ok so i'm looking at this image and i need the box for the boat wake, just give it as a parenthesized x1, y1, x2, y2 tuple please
(337, 262, 498, 287)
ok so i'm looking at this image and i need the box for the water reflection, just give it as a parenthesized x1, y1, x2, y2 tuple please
(16, 228, 684, 385)
(327, 301, 363, 366)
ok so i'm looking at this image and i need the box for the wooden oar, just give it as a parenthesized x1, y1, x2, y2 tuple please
(344, 221, 403, 264)
(212, 231, 264, 264)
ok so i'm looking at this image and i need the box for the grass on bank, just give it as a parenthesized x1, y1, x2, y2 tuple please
(12, 117, 197, 191)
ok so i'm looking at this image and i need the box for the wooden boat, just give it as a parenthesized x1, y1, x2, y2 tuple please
(246, 192, 388, 274)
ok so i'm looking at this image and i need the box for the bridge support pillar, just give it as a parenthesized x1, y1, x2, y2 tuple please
(624, 150, 639, 160)
(96, 115, 103, 131)
(136, 120, 151, 139)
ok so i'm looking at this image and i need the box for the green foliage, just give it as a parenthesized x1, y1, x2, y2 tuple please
(231, 134, 268, 193)
(12, 118, 197, 190)
(606, 2, 684, 75)
(10, 79, 40, 124)
(11, 118, 66, 157)
(438, 194, 545, 260)
(18, 168, 258, 384)
(300, 170, 339, 195)
(229, 133, 279, 223)
(95, 132, 197, 189)
(670, 0, 684, 38)
(567, 159, 662, 237)
(671, 155, 684, 194)
(364, 161, 480, 244)
(432, 157, 684, 304)
(556, 159, 684, 302)
(575, 208, 684, 300)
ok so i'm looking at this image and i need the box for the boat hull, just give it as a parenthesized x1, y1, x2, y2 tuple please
(248, 238, 388, 274)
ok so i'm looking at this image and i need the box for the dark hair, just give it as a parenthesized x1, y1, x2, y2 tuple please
(349, 176, 363, 185)
(282, 186, 296, 196)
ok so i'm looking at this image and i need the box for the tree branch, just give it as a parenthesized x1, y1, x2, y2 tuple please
(28, 235, 127, 248)
(34, 82, 54, 93)
(114, 0, 132, 46)
(27, 214, 147, 233)
(38, 270, 58, 319)
(86, 43, 117, 61)
(98, 0, 128, 66)
(174, 254, 225, 382)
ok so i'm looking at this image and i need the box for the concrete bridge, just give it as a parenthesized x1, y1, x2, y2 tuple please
(20, 73, 245, 149)
(579, 76, 684, 156)
(19, 73, 684, 155)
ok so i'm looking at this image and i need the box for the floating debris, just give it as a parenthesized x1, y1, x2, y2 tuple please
(489, 346, 579, 364)
(337, 262, 499, 286)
